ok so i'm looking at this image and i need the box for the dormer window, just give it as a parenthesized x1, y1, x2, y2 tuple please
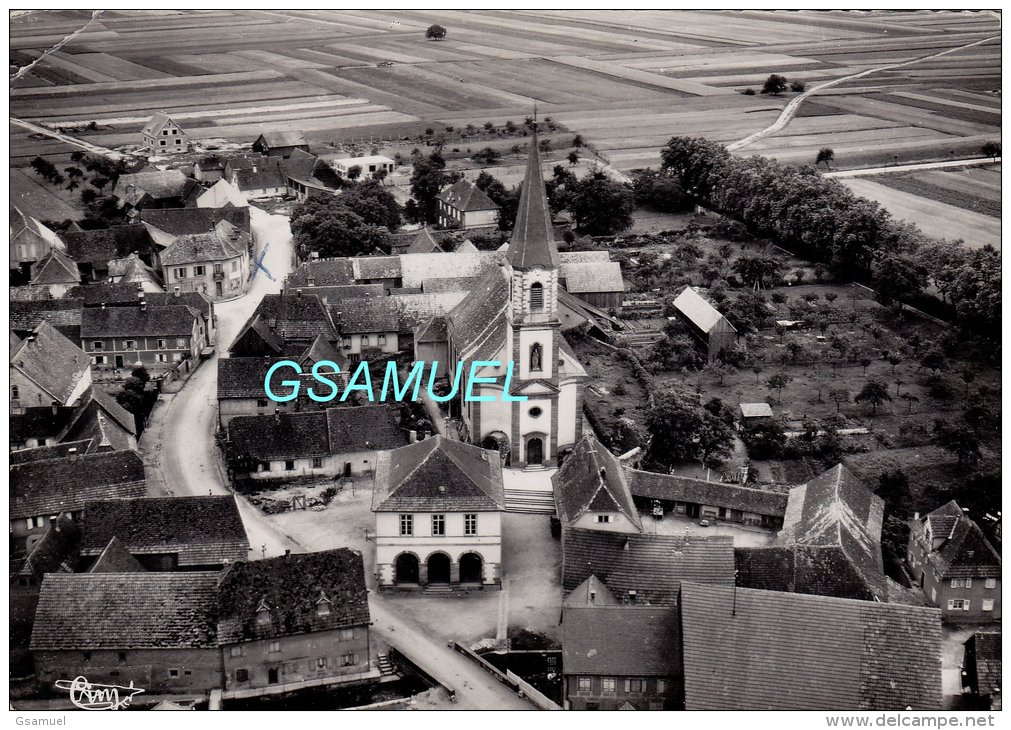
(530, 282, 544, 311)
(256, 598, 271, 626)
(316, 592, 331, 617)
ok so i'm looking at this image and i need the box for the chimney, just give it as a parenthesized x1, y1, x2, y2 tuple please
(68, 447, 78, 460)
(174, 286, 181, 298)
(140, 299, 146, 312)
(913, 511, 919, 521)
(274, 407, 280, 423)
(296, 289, 302, 297)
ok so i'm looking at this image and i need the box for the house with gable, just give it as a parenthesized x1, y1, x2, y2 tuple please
(80, 302, 206, 371)
(908, 500, 1001, 621)
(29, 247, 80, 298)
(252, 130, 310, 158)
(113, 170, 199, 212)
(10, 206, 64, 279)
(372, 436, 505, 589)
(10, 321, 92, 415)
(78, 495, 250, 572)
(216, 549, 372, 695)
(671, 285, 738, 361)
(159, 219, 251, 300)
(962, 631, 1001, 709)
(437, 178, 500, 229)
(141, 112, 189, 154)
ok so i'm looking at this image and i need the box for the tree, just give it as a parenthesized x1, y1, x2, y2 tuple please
(572, 134, 584, 148)
(409, 153, 450, 224)
(899, 392, 919, 414)
(631, 168, 691, 213)
(645, 386, 735, 470)
(704, 360, 733, 386)
(732, 253, 782, 289)
(91, 176, 109, 192)
(981, 141, 1001, 161)
(567, 150, 579, 166)
(766, 372, 792, 401)
(887, 354, 902, 374)
(873, 254, 927, 308)
(933, 419, 981, 469)
(472, 147, 501, 165)
(876, 470, 911, 518)
(131, 365, 151, 383)
(724, 290, 772, 334)
(790, 80, 806, 92)
(919, 345, 946, 374)
(290, 198, 388, 259)
(824, 292, 838, 306)
(345, 165, 362, 181)
(483, 121, 495, 132)
(761, 74, 789, 95)
(816, 148, 834, 171)
(855, 379, 891, 415)
(338, 180, 402, 230)
(425, 24, 447, 40)
(566, 171, 635, 236)
(828, 387, 850, 414)
(740, 418, 787, 459)
(859, 358, 872, 376)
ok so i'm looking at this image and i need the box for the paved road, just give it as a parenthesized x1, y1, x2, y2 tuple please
(824, 156, 1001, 179)
(728, 33, 1000, 152)
(10, 116, 127, 161)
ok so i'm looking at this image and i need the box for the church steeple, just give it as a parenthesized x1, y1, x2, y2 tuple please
(507, 131, 559, 271)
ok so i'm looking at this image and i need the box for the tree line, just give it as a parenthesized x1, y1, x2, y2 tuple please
(659, 136, 1000, 358)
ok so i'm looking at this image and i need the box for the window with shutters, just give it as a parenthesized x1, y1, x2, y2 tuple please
(985, 578, 997, 589)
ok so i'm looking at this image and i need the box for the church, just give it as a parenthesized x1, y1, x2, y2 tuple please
(440, 137, 588, 468)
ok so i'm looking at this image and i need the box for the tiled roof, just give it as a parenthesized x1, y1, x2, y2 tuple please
(287, 259, 355, 286)
(352, 256, 401, 281)
(560, 261, 624, 294)
(145, 291, 212, 319)
(422, 276, 486, 295)
(10, 321, 90, 405)
(10, 513, 81, 582)
(437, 179, 500, 213)
(331, 297, 399, 334)
(562, 575, 618, 607)
(218, 357, 287, 399)
(740, 402, 774, 418)
(80, 496, 249, 567)
(562, 605, 680, 677)
(62, 224, 155, 266)
(326, 405, 406, 453)
(31, 248, 80, 285)
(401, 251, 501, 288)
(108, 252, 163, 289)
(235, 162, 287, 192)
(393, 293, 467, 331)
(247, 292, 336, 342)
(917, 503, 1001, 579)
(415, 315, 447, 344)
(30, 572, 219, 650)
(217, 549, 369, 644)
(9, 439, 96, 465)
(554, 434, 641, 529)
(372, 436, 504, 512)
(141, 112, 179, 137)
(11, 450, 146, 519)
(80, 304, 197, 338)
(562, 528, 734, 605)
(454, 239, 479, 254)
(67, 283, 144, 306)
(508, 134, 559, 270)
(735, 546, 887, 603)
(114, 170, 191, 201)
(777, 464, 887, 601)
(966, 632, 1001, 699)
(255, 130, 308, 149)
(88, 536, 146, 574)
(672, 286, 735, 335)
(680, 582, 943, 710)
(297, 284, 386, 302)
(10, 299, 83, 340)
(11, 205, 64, 250)
(161, 219, 249, 266)
(445, 267, 510, 365)
(406, 227, 444, 254)
(627, 468, 788, 517)
(138, 206, 250, 235)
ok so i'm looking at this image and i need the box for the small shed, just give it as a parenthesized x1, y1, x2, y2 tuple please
(671, 286, 738, 361)
(739, 402, 773, 423)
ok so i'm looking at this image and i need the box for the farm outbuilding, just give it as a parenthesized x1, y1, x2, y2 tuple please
(559, 260, 625, 312)
(671, 286, 738, 361)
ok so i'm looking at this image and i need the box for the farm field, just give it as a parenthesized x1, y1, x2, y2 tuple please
(10, 9, 1000, 179)
(841, 177, 1000, 250)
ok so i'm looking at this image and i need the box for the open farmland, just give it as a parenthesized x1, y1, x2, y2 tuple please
(10, 9, 1000, 178)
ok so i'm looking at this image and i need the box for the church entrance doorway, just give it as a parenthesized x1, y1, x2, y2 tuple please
(526, 437, 544, 465)
(395, 553, 419, 584)
(427, 553, 451, 584)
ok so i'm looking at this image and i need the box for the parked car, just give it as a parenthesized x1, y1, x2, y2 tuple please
(699, 518, 711, 527)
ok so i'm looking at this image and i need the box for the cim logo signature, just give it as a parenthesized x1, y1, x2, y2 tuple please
(54, 676, 145, 711)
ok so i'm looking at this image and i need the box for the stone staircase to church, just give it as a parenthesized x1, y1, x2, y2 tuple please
(504, 487, 556, 515)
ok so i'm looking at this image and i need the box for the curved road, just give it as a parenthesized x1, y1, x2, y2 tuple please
(728, 33, 1000, 152)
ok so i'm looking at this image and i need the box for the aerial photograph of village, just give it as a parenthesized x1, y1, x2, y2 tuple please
(8, 8, 1002, 717)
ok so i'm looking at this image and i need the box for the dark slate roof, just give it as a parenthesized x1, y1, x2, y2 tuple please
(138, 206, 250, 235)
(10, 450, 146, 520)
(680, 582, 943, 711)
(10, 321, 90, 405)
(627, 468, 789, 517)
(415, 315, 447, 344)
(218, 357, 286, 399)
(229, 411, 330, 461)
(80, 496, 249, 567)
(67, 283, 145, 307)
(9, 407, 77, 446)
(30, 572, 219, 650)
(445, 266, 510, 366)
(144, 291, 213, 320)
(298, 284, 386, 302)
(80, 304, 197, 338)
(216, 549, 369, 644)
(437, 179, 499, 213)
(966, 632, 1001, 699)
(406, 227, 445, 254)
(562, 605, 680, 676)
(160, 220, 249, 266)
(562, 528, 734, 605)
(9, 439, 96, 465)
(917, 502, 1001, 579)
(373, 436, 504, 512)
(31, 248, 80, 285)
(563, 575, 618, 607)
(507, 132, 559, 270)
(247, 292, 336, 342)
(88, 536, 146, 574)
(353, 256, 401, 281)
(777, 464, 887, 601)
(331, 297, 400, 334)
(553, 433, 641, 529)
(235, 162, 287, 192)
(735, 546, 886, 603)
(10, 513, 81, 582)
(255, 130, 308, 148)
(61, 390, 137, 452)
(326, 405, 406, 453)
(62, 224, 156, 267)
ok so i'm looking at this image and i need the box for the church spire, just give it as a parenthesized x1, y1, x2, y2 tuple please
(507, 130, 559, 270)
